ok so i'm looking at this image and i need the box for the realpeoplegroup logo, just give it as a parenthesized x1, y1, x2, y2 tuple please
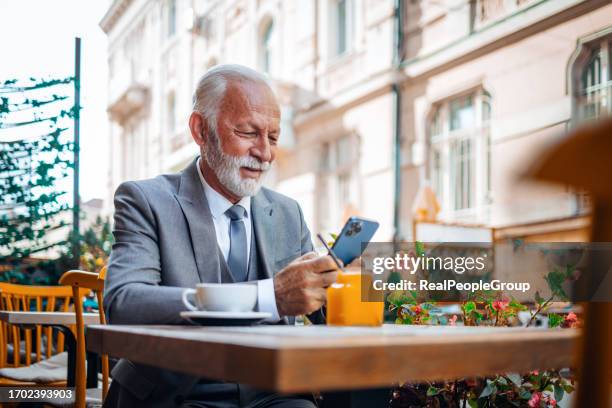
(358, 241, 607, 302)
(360, 242, 612, 302)
(369, 252, 530, 293)
(371, 278, 532, 293)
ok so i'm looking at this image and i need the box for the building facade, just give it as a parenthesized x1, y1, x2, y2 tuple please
(399, 0, 611, 242)
(101, 0, 612, 241)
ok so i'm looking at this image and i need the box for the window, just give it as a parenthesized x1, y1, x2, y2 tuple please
(168, 0, 176, 38)
(569, 31, 611, 212)
(336, 0, 347, 55)
(330, 0, 352, 57)
(572, 36, 611, 122)
(167, 92, 176, 135)
(319, 135, 359, 230)
(260, 20, 274, 74)
(168, 91, 187, 151)
(428, 90, 491, 215)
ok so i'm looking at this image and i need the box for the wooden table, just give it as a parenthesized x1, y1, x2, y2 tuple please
(87, 324, 579, 394)
(0, 311, 101, 387)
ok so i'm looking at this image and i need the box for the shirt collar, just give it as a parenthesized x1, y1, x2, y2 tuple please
(196, 158, 251, 220)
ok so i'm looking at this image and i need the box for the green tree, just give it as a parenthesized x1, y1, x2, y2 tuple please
(0, 77, 76, 283)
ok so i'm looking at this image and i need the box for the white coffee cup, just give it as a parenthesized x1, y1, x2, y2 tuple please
(181, 283, 257, 312)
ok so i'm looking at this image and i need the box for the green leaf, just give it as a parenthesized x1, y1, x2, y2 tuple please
(402, 316, 414, 325)
(562, 383, 575, 393)
(496, 376, 508, 386)
(535, 291, 544, 305)
(507, 373, 522, 387)
(464, 301, 476, 314)
(554, 384, 565, 403)
(509, 299, 527, 311)
(545, 270, 569, 300)
(531, 372, 543, 388)
(421, 302, 435, 310)
(387, 291, 406, 307)
(564, 264, 575, 279)
(426, 386, 439, 396)
(479, 382, 496, 398)
(548, 313, 563, 328)
(415, 241, 425, 257)
(387, 271, 402, 284)
(468, 399, 479, 408)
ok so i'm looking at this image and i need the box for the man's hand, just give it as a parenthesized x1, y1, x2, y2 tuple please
(274, 252, 339, 317)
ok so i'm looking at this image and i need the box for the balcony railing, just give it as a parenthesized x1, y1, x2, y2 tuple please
(107, 63, 150, 125)
(472, 0, 537, 29)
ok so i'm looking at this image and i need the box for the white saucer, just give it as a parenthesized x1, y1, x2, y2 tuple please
(180, 310, 272, 326)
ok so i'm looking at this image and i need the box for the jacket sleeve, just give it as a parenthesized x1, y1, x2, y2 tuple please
(104, 181, 186, 324)
(296, 201, 327, 325)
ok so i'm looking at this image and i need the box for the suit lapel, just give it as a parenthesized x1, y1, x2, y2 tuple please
(174, 158, 224, 283)
(251, 191, 276, 279)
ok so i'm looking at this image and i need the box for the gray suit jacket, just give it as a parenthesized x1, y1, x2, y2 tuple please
(104, 158, 317, 407)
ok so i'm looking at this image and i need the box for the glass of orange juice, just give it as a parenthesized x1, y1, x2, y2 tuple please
(326, 271, 384, 326)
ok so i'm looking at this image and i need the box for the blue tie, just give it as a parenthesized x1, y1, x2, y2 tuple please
(225, 205, 248, 282)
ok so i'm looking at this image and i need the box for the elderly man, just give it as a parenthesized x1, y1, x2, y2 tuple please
(104, 65, 339, 408)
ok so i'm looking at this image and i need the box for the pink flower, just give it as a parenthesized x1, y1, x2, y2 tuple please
(542, 395, 557, 407)
(565, 312, 579, 328)
(531, 370, 539, 376)
(528, 392, 542, 407)
(449, 315, 457, 326)
(413, 305, 423, 314)
(565, 312, 577, 322)
(492, 300, 509, 311)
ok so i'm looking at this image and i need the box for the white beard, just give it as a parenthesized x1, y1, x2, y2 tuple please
(203, 129, 271, 197)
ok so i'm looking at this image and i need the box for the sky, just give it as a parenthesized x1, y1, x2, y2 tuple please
(0, 0, 111, 202)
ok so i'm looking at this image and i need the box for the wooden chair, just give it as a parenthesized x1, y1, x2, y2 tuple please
(0, 283, 74, 367)
(0, 283, 74, 387)
(59, 267, 109, 408)
(529, 117, 612, 407)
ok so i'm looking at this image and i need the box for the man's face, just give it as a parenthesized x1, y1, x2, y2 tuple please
(202, 80, 280, 198)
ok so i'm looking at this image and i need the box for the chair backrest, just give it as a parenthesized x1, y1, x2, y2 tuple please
(0, 283, 74, 367)
(59, 267, 108, 408)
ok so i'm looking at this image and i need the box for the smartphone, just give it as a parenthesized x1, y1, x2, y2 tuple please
(331, 217, 379, 265)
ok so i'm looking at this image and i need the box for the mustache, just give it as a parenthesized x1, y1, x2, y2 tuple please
(234, 155, 271, 171)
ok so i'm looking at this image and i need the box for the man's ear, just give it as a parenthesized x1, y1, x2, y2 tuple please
(189, 111, 207, 147)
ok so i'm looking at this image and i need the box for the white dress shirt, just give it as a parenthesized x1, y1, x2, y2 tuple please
(196, 159, 280, 320)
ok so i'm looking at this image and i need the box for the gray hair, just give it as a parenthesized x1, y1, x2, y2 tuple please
(192, 64, 271, 131)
